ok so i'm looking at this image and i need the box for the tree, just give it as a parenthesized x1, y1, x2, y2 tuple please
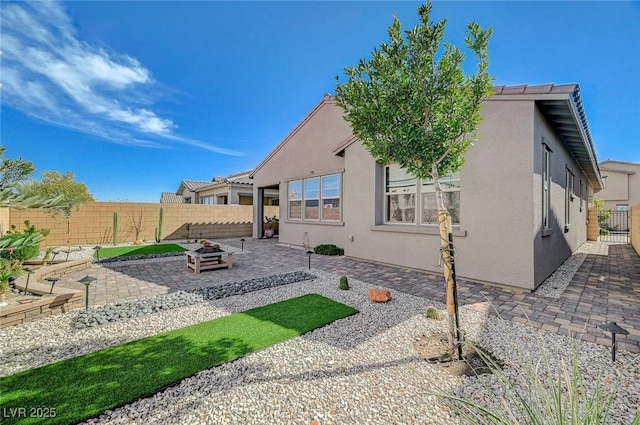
(335, 1, 493, 355)
(25, 171, 94, 219)
(21, 171, 94, 244)
(0, 147, 35, 189)
(0, 148, 63, 254)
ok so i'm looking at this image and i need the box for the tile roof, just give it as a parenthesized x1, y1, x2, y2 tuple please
(181, 180, 212, 191)
(160, 192, 184, 203)
(193, 170, 254, 193)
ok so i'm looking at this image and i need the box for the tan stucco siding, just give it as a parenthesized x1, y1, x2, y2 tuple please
(600, 171, 629, 203)
(532, 105, 589, 286)
(251, 98, 351, 241)
(599, 161, 640, 209)
(341, 101, 537, 289)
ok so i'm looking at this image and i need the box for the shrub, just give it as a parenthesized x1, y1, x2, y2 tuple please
(0, 259, 23, 293)
(0, 220, 49, 261)
(313, 244, 344, 256)
(339, 275, 349, 290)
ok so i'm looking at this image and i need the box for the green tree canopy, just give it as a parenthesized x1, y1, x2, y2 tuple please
(335, 1, 493, 181)
(0, 146, 36, 189)
(24, 171, 94, 219)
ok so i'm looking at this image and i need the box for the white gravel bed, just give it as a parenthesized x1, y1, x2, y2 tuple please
(534, 241, 594, 298)
(2, 269, 639, 424)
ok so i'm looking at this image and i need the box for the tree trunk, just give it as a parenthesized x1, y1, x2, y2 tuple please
(432, 163, 456, 354)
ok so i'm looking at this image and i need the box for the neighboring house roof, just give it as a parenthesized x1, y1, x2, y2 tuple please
(600, 167, 636, 175)
(600, 160, 639, 175)
(160, 192, 184, 203)
(194, 170, 253, 193)
(180, 180, 212, 192)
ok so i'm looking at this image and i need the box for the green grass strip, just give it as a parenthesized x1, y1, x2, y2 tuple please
(95, 243, 186, 259)
(0, 294, 357, 425)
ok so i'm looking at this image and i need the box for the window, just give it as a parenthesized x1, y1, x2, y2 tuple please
(288, 180, 302, 219)
(579, 179, 584, 212)
(200, 196, 214, 205)
(565, 168, 574, 228)
(288, 174, 342, 222)
(542, 143, 551, 231)
(385, 166, 416, 223)
(384, 164, 460, 225)
(616, 204, 629, 212)
(321, 174, 341, 221)
(304, 178, 319, 220)
(422, 172, 460, 224)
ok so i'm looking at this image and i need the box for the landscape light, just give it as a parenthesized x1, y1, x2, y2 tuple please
(78, 275, 97, 311)
(306, 250, 313, 270)
(598, 321, 629, 362)
(45, 277, 60, 294)
(93, 246, 102, 263)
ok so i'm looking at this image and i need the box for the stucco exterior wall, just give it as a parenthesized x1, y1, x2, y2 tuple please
(342, 100, 537, 289)
(599, 171, 629, 204)
(598, 161, 640, 209)
(251, 97, 351, 242)
(532, 105, 589, 286)
(251, 94, 598, 291)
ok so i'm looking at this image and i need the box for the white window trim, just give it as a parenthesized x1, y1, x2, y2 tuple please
(542, 141, 552, 236)
(383, 164, 461, 226)
(287, 174, 342, 223)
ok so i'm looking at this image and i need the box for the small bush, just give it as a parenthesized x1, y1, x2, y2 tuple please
(313, 244, 344, 256)
(600, 228, 610, 236)
(339, 275, 349, 290)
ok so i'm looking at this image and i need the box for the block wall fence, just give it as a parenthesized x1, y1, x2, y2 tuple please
(2, 202, 279, 247)
(632, 203, 640, 256)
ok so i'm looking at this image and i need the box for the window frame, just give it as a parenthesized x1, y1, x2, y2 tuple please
(565, 167, 574, 229)
(383, 163, 461, 226)
(542, 142, 552, 235)
(288, 180, 303, 220)
(287, 173, 342, 223)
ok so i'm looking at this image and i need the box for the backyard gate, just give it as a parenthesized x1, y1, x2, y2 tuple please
(598, 209, 630, 243)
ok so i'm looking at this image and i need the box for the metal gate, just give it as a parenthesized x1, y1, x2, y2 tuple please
(598, 209, 630, 243)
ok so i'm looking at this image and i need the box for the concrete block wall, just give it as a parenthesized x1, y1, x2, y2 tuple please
(7, 203, 280, 247)
(587, 207, 599, 241)
(632, 204, 640, 256)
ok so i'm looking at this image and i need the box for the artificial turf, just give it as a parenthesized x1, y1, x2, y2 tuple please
(95, 243, 187, 259)
(0, 294, 358, 425)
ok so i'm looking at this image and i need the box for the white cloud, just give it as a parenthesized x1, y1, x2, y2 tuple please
(0, 0, 241, 156)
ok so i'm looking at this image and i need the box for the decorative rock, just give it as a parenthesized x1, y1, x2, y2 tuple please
(369, 288, 391, 303)
(134, 240, 144, 245)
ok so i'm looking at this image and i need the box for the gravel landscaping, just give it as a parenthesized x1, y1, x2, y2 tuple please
(2, 269, 638, 424)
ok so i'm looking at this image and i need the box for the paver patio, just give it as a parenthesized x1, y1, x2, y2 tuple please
(58, 238, 640, 353)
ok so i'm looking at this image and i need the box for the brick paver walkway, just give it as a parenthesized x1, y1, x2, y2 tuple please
(59, 239, 640, 353)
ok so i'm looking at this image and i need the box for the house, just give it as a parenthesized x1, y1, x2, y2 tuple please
(597, 160, 640, 211)
(250, 84, 603, 291)
(163, 171, 278, 205)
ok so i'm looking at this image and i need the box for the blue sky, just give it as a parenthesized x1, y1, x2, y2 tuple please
(2, 1, 639, 202)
